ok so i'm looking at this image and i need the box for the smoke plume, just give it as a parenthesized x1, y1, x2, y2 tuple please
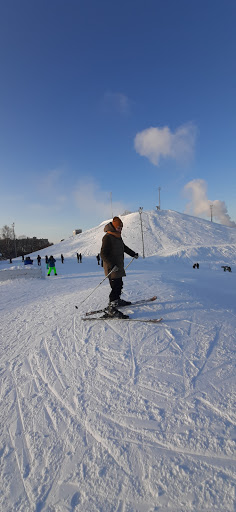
(184, 179, 236, 227)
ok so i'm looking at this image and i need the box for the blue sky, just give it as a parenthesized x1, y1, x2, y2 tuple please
(0, 0, 235, 242)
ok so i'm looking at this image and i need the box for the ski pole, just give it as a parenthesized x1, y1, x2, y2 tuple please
(76, 257, 136, 308)
(124, 256, 135, 271)
(77, 268, 114, 306)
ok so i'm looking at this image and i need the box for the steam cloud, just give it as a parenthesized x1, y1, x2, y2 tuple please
(74, 180, 127, 220)
(184, 179, 236, 227)
(102, 92, 130, 114)
(134, 123, 196, 166)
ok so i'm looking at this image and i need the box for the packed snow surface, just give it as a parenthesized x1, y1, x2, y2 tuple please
(0, 210, 235, 511)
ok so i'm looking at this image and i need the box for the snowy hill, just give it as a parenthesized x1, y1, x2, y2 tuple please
(0, 210, 236, 511)
(32, 209, 236, 266)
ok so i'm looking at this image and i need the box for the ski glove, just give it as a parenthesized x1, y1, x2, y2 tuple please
(111, 265, 119, 272)
(134, 253, 139, 259)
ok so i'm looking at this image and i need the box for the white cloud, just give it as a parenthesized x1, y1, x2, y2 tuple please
(102, 91, 130, 114)
(134, 123, 196, 166)
(39, 168, 64, 190)
(32, 168, 67, 210)
(184, 179, 236, 227)
(28, 196, 67, 212)
(74, 179, 127, 221)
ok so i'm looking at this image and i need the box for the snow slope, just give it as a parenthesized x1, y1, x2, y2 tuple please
(0, 210, 235, 511)
(30, 209, 236, 265)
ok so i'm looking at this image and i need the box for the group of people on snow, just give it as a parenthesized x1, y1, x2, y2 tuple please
(17, 217, 138, 314)
(17, 217, 139, 314)
(47, 216, 139, 318)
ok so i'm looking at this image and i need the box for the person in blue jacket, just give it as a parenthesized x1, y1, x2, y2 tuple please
(24, 256, 33, 265)
(47, 256, 57, 276)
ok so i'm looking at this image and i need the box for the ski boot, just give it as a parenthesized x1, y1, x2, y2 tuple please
(109, 298, 132, 307)
(117, 298, 132, 306)
(103, 304, 129, 319)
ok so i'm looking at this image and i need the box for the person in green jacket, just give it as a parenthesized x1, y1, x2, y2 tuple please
(100, 216, 138, 315)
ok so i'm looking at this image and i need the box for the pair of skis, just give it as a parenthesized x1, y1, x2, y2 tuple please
(80, 296, 163, 324)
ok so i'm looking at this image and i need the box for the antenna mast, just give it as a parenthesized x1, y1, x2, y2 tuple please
(139, 207, 145, 258)
(156, 187, 161, 210)
(12, 222, 17, 258)
(210, 204, 213, 222)
(158, 187, 161, 210)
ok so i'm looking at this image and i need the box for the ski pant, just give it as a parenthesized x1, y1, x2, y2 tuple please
(48, 266, 57, 275)
(109, 277, 123, 302)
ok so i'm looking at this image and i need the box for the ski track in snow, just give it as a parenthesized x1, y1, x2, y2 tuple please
(1, 210, 236, 511)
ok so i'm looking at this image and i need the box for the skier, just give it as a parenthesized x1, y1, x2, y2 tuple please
(61, 254, 64, 263)
(47, 256, 57, 276)
(37, 255, 41, 266)
(96, 253, 100, 265)
(79, 253, 82, 263)
(100, 216, 138, 317)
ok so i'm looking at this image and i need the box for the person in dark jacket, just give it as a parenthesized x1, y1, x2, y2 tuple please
(24, 256, 33, 265)
(100, 216, 138, 316)
(61, 254, 64, 263)
(96, 253, 100, 265)
(37, 255, 41, 266)
(47, 256, 57, 276)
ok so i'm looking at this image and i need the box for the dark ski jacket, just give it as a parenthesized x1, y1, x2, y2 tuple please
(100, 221, 135, 279)
(48, 257, 56, 268)
(24, 257, 33, 265)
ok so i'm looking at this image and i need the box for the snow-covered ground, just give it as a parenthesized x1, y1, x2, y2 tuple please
(0, 210, 236, 511)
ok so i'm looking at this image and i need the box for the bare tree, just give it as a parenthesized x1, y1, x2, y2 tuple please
(1, 225, 13, 239)
(0, 225, 14, 257)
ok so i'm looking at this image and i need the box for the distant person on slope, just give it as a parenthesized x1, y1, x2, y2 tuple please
(100, 216, 138, 317)
(47, 256, 57, 276)
(24, 256, 33, 265)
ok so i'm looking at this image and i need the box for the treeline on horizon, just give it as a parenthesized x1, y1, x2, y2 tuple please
(0, 225, 53, 259)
